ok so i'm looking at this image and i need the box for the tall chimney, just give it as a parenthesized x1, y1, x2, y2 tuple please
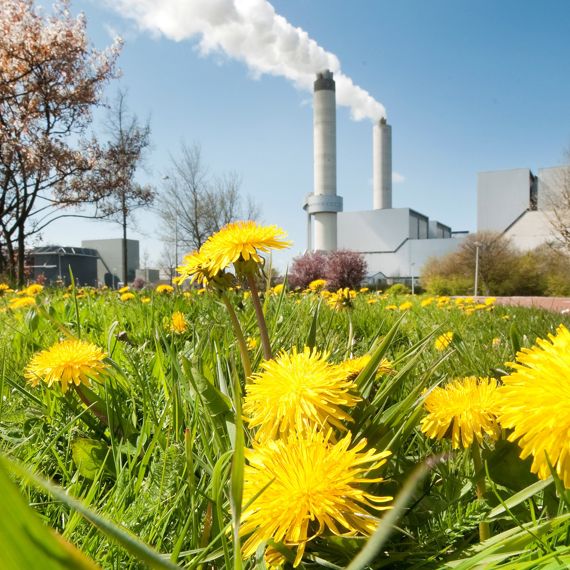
(373, 118, 392, 209)
(305, 70, 343, 251)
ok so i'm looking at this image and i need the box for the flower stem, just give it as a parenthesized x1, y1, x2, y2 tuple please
(220, 292, 252, 378)
(246, 274, 272, 360)
(471, 442, 491, 541)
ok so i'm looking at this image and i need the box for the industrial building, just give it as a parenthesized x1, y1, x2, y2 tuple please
(477, 166, 567, 249)
(303, 70, 465, 285)
(81, 238, 139, 287)
(29, 246, 99, 286)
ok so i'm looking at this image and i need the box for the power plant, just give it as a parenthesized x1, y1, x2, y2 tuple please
(304, 70, 464, 285)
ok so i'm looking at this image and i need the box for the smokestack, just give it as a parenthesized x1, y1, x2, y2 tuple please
(373, 118, 392, 209)
(307, 70, 343, 251)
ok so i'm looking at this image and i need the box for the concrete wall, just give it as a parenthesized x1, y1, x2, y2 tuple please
(362, 236, 465, 279)
(82, 239, 140, 285)
(338, 209, 463, 279)
(338, 209, 412, 252)
(478, 169, 532, 233)
(537, 166, 568, 210)
(503, 211, 554, 251)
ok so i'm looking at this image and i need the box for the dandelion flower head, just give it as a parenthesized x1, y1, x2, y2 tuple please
(307, 279, 327, 292)
(336, 354, 393, 381)
(177, 249, 215, 286)
(169, 311, 188, 334)
(499, 324, 570, 487)
(120, 292, 135, 302)
(240, 429, 392, 566)
(155, 284, 174, 294)
(25, 339, 107, 393)
(9, 296, 36, 309)
(326, 287, 356, 311)
(420, 376, 501, 449)
(434, 332, 454, 351)
(201, 221, 291, 275)
(243, 347, 360, 441)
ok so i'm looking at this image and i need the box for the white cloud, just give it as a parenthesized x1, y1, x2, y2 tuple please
(392, 171, 405, 184)
(104, 0, 386, 121)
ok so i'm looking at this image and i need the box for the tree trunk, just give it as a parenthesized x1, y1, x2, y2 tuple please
(122, 192, 128, 285)
(17, 223, 26, 287)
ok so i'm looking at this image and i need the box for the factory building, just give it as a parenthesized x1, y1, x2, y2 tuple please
(29, 246, 99, 286)
(303, 70, 464, 285)
(477, 166, 567, 250)
(81, 238, 140, 287)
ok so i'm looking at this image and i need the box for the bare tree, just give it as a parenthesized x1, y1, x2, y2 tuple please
(158, 142, 260, 261)
(91, 91, 154, 284)
(0, 0, 120, 283)
(543, 160, 570, 253)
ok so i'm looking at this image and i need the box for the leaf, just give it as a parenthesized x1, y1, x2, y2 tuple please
(0, 459, 101, 570)
(1, 455, 182, 570)
(305, 300, 321, 351)
(488, 477, 553, 519)
(181, 356, 231, 417)
(484, 439, 537, 491)
(71, 438, 113, 480)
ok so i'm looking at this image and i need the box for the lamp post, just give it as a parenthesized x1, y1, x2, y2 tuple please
(57, 247, 65, 285)
(473, 241, 482, 297)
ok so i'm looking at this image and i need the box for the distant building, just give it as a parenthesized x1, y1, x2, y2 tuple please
(135, 267, 160, 284)
(303, 70, 465, 286)
(477, 166, 567, 250)
(29, 246, 99, 286)
(81, 238, 139, 286)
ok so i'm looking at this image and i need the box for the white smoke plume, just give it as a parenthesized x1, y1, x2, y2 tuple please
(104, 0, 386, 121)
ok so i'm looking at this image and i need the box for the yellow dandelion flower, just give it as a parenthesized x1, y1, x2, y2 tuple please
(270, 283, 285, 296)
(385, 304, 398, 311)
(420, 297, 434, 307)
(117, 286, 130, 294)
(240, 429, 392, 567)
(492, 337, 501, 347)
(485, 297, 496, 306)
(23, 284, 44, 296)
(326, 288, 356, 311)
(0, 283, 12, 294)
(360, 287, 369, 293)
(243, 347, 360, 441)
(336, 354, 393, 381)
(141, 296, 151, 304)
(247, 336, 258, 351)
(420, 377, 501, 449)
(177, 250, 214, 286)
(200, 220, 291, 275)
(308, 279, 327, 292)
(120, 292, 135, 301)
(169, 311, 188, 334)
(434, 332, 453, 351)
(25, 339, 107, 393)
(367, 298, 378, 304)
(156, 284, 174, 294)
(399, 301, 413, 311)
(264, 545, 286, 569)
(9, 296, 36, 309)
(498, 325, 570, 487)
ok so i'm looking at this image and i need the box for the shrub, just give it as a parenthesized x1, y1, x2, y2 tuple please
(325, 250, 367, 290)
(289, 250, 368, 290)
(385, 283, 411, 296)
(288, 251, 329, 289)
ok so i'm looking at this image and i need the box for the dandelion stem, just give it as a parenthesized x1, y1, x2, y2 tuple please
(220, 292, 252, 377)
(471, 442, 491, 541)
(246, 274, 272, 360)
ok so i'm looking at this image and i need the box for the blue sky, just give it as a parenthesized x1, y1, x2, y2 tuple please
(41, 0, 570, 271)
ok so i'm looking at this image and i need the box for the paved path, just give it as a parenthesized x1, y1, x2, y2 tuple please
(475, 297, 570, 314)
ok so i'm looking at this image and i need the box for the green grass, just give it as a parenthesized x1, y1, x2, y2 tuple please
(0, 286, 569, 569)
